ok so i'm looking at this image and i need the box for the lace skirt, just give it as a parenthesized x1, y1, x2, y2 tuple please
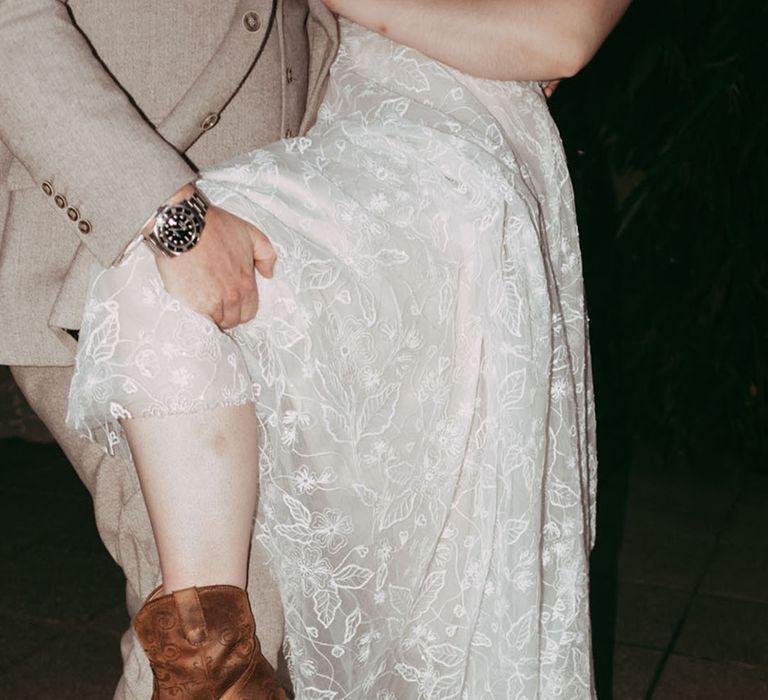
(68, 19, 597, 699)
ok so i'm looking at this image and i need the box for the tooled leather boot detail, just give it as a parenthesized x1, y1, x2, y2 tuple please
(134, 585, 287, 700)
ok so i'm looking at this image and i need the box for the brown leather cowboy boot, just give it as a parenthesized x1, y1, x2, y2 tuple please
(133, 585, 288, 700)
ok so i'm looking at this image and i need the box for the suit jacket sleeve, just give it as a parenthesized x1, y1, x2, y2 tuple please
(0, 0, 197, 267)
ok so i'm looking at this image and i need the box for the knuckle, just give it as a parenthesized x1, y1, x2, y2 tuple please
(224, 288, 242, 307)
(240, 270, 256, 287)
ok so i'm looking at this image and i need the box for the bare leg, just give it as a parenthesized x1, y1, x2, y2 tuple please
(122, 402, 260, 593)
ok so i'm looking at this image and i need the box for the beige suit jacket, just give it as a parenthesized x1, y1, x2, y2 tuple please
(0, 0, 338, 366)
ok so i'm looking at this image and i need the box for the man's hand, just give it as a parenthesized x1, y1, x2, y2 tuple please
(149, 185, 276, 330)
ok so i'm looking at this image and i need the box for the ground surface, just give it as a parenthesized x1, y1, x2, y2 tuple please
(1, 436, 767, 699)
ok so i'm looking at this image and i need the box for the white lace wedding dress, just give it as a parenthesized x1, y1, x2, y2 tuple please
(68, 19, 597, 700)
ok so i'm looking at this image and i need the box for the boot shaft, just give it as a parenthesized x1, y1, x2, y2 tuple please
(134, 585, 285, 700)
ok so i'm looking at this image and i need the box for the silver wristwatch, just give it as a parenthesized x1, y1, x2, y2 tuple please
(145, 189, 210, 257)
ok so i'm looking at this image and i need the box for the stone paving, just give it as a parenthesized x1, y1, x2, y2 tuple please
(591, 456, 768, 699)
(1, 433, 767, 699)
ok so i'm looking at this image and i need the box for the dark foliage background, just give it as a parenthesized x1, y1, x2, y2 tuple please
(550, 0, 768, 472)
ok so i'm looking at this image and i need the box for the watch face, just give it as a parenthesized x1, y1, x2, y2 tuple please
(156, 203, 204, 254)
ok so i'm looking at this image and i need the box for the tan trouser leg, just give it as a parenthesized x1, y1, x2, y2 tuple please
(11, 365, 286, 700)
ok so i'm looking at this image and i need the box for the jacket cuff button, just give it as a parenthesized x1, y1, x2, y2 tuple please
(242, 11, 261, 32)
(41, 181, 53, 197)
(67, 207, 80, 222)
(201, 113, 220, 131)
(77, 219, 92, 235)
(54, 193, 67, 209)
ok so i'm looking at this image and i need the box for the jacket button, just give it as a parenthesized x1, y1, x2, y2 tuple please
(41, 181, 53, 197)
(77, 219, 92, 235)
(201, 113, 220, 131)
(242, 11, 261, 32)
(54, 193, 67, 209)
(66, 206, 80, 221)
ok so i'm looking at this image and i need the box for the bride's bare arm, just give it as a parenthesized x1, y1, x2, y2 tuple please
(323, 0, 631, 81)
